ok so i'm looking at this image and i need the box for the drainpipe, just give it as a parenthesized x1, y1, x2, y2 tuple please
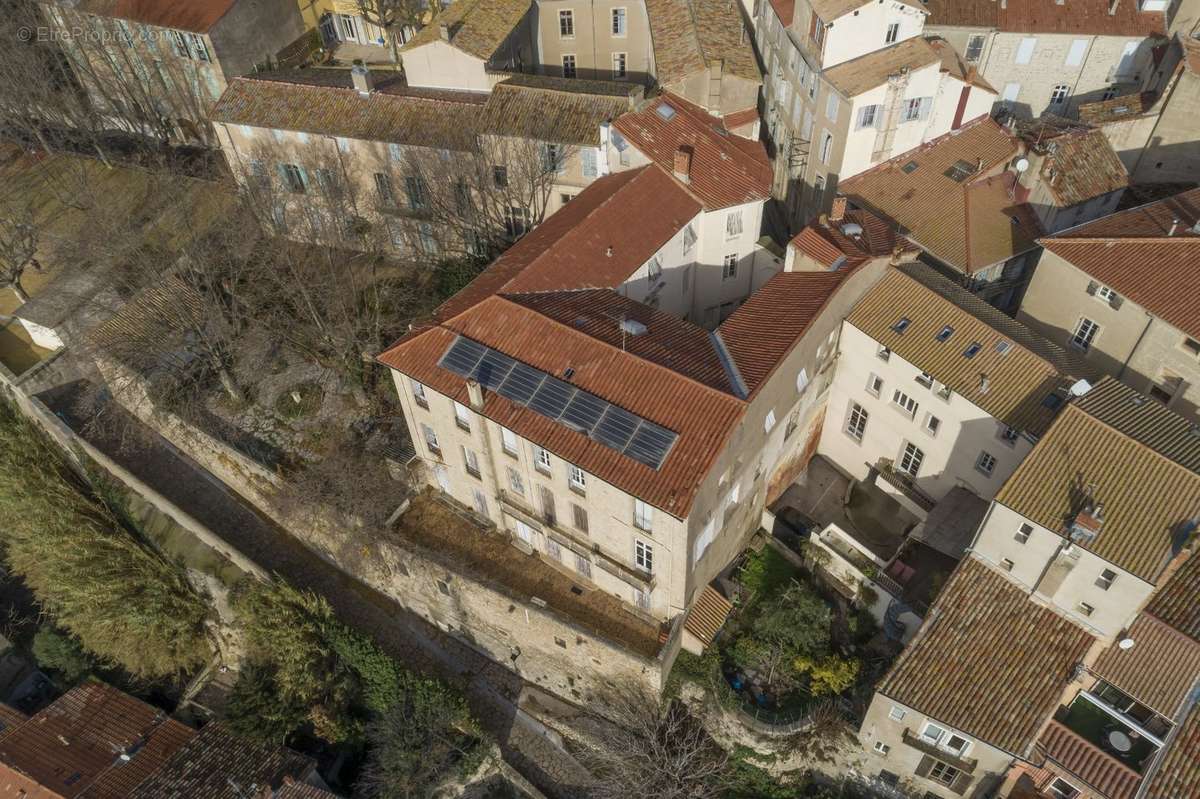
(468, 379, 505, 514)
(1117, 311, 1154, 380)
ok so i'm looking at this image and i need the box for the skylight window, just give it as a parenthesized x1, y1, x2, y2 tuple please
(656, 103, 677, 121)
(995, 340, 1013, 355)
(901, 160, 919, 174)
(963, 342, 983, 359)
(936, 325, 955, 342)
(944, 159, 976, 182)
(892, 317, 911, 334)
(1043, 393, 1064, 410)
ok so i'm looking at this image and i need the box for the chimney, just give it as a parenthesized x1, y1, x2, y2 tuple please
(673, 147, 692, 183)
(1108, 0, 1120, 14)
(978, 374, 990, 394)
(830, 197, 847, 222)
(467, 379, 483, 410)
(439, 22, 451, 41)
(1169, 218, 1179, 236)
(1069, 502, 1104, 544)
(350, 61, 373, 96)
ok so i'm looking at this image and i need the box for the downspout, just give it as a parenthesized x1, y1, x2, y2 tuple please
(1117, 311, 1154, 380)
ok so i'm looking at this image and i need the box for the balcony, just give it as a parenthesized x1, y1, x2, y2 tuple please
(902, 728, 977, 773)
(1055, 692, 1163, 773)
(873, 458, 936, 513)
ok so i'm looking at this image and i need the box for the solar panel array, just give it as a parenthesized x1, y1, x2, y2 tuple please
(438, 336, 678, 470)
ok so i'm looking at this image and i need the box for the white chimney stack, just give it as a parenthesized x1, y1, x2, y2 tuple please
(351, 61, 373, 96)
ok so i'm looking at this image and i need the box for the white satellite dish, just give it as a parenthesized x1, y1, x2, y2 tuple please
(1014, 157, 1030, 173)
(1069, 379, 1093, 397)
(1118, 638, 1135, 650)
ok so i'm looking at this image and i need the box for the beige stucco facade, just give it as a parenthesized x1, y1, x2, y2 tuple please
(534, 0, 652, 82)
(1018, 248, 1200, 424)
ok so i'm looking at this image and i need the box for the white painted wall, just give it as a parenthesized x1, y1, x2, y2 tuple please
(401, 40, 490, 91)
(821, 1, 927, 68)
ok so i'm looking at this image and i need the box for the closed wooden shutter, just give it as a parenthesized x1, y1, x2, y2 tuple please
(949, 771, 972, 795)
(914, 755, 934, 778)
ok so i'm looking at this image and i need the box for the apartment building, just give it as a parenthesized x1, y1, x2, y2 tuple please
(39, 0, 304, 145)
(211, 68, 639, 250)
(1018, 188, 1200, 423)
(839, 117, 1126, 312)
(921, 0, 1171, 120)
(753, 0, 998, 232)
(535, 0, 654, 82)
(818, 260, 1092, 515)
(400, 0, 536, 91)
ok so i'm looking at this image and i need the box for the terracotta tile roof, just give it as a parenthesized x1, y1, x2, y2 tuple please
(211, 72, 486, 149)
(1036, 721, 1142, 799)
(878, 557, 1095, 756)
(401, 0, 531, 60)
(824, 37, 943, 98)
(994, 381, 1200, 582)
(683, 585, 733, 646)
(1070, 377, 1200, 473)
(644, 0, 761, 88)
(0, 705, 26, 743)
(922, 0, 1166, 37)
(506, 289, 738, 394)
(275, 777, 341, 798)
(1040, 188, 1200, 340)
(1078, 91, 1157, 124)
(1141, 699, 1200, 799)
(840, 118, 1042, 273)
(1021, 126, 1129, 208)
(0, 681, 195, 799)
(72, 0, 238, 33)
(717, 270, 851, 394)
(129, 722, 313, 798)
(846, 262, 1092, 436)
(788, 206, 901, 269)
(484, 75, 639, 146)
(928, 37, 995, 93)
(767, 0, 795, 26)
(612, 92, 772, 210)
(1147, 552, 1200, 643)
(1091, 614, 1200, 719)
(379, 296, 746, 516)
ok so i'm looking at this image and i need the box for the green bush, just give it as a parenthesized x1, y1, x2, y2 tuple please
(729, 584, 832, 695)
(31, 628, 93, 684)
(738, 547, 800, 600)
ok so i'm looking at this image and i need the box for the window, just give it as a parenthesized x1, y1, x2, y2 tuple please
(505, 206, 530, 238)
(694, 516, 716, 562)
(612, 52, 627, 79)
(725, 210, 744, 239)
(572, 503, 589, 533)
(924, 414, 941, 436)
(647, 255, 662, 283)
(1094, 284, 1118, 304)
(935, 325, 955, 343)
(921, 722, 947, 743)
(559, 9, 574, 37)
(1078, 602, 1095, 617)
(507, 467, 524, 496)
(569, 465, 586, 492)
(170, 30, 189, 57)
(612, 7, 627, 35)
(542, 143, 563, 174)
(892, 317, 911, 333)
(418, 223, 438, 256)
(885, 22, 899, 44)
(915, 371, 934, 389)
(999, 425, 1020, 446)
(866, 374, 884, 397)
(532, 446, 552, 474)
(581, 147, 598, 178)
(1049, 778, 1081, 799)
(764, 410, 777, 433)
(472, 487, 488, 516)
(797, 368, 810, 393)
(976, 451, 997, 476)
(963, 342, 983, 359)
(819, 132, 834, 164)
(825, 92, 839, 121)
(682, 224, 697, 253)
(892, 390, 918, 418)
(874, 741, 891, 755)
(188, 33, 210, 61)
(634, 499, 654, 531)
(965, 34, 984, 62)
(888, 706, 906, 722)
(898, 443, 924, 477)
(1050, 84, 1069, 105)
(501, 427, 518, 456)
(421, 423, 440, 454)
(573, 552, 592, 579)
(845, 402, 869, 441)
(1015, 37, 1037, 64)
(411, 380, 428, 408)
(1183, 337, 1200, 357)
(279, 163, 307, 193)
(490, 165, 508, 188)
(1015, 523, 1032, 544)
(562, 54, 576, 78)
(877, 345, 891, 362)
(1001, 558, 1015, 571)
(546, 538, 562, 562)
(1002, 82, 1021, 105)
(856, 104, 879, 130)
(462, 446, 480, 478)
(436, 578, 450, 596)
(404, 176, 428, 210)
(944, 734, 970, 756)
(635, 539, 653, 572)
(1071, 318, 1100, 351)
(722, 254, 738, 280)
(453, 401, 471, 431)
(902, 97, 930, 122)
(634, 588, 650, 610)
(1065, 39, 1088, 67)
(929, 760, 961, 786)
(1096, 568, 1117, 590)
(810, 12, 825, 46)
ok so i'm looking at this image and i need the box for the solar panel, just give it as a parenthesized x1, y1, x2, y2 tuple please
(439, 337, 487, 375)
(560, 391, 606, 433)
(527, 377, 574, 419)
(497, 362, 545, 404)
(472, 349, 515, 390)
(436, 336, 679, 471)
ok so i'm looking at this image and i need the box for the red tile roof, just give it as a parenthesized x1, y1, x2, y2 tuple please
(1040, 188, 1200, 339)
(275, 778, 341, 798)
(1023, 126, 1128, 208)
(717, 270, 851, 394)
(1036, 721, 1142, 799)
(767, 0, 795, 26)
(1090, 613, 1200, 719)
(1141, 699, 1200, 799)
(74, 0, 239, 33)
(922, 0, 1166, 37)
(612, 93, 772, 211)
(878, 558, 1095, 756)
(0, 682, 195, 799)
(788, 206, 901, 269)
(1146, 550, 1200, 642)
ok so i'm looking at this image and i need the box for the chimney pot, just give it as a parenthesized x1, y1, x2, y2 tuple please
(350, 61, 373, 96)
(467, 379, 483, 410)
(830, 197, 847, 222)
(672, 147, 692, 183)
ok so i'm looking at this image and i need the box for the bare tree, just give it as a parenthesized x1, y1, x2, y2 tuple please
(354, 0, 436, 62)
(0, 203, 42, 304)
(576, 688, 730, 799)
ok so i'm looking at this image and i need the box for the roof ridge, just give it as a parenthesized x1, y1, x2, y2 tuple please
(1044, 236, 1200, 244)
(1068, 394, 1200, 480)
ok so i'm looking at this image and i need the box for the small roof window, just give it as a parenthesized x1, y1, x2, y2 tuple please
(901, 160, 919, 174)
(944, 159, 976, 182)
(936, 325, 955, 343)
(995, 340, 1012, 355)
(892, 317, 911, 334)
(1043, 393, 1064, 410)
(656, 103, 677, 121)
(963, 342, 983, 359)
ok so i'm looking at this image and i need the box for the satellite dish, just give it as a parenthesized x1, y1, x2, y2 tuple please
(1015, 157, 1030, 173)
(1069, 379, 1093, 397)
(1118, 638, 1135, 650)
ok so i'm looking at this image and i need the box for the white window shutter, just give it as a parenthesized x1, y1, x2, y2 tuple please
(1065, 39, 1088, 67)
(1015, 37, 1037, 65)
(918, 97, 932, 121)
